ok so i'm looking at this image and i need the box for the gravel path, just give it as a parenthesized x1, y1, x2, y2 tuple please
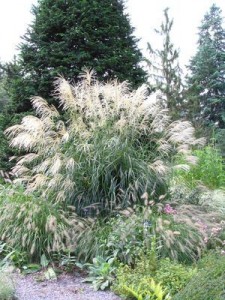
(13, 272, 121, 300)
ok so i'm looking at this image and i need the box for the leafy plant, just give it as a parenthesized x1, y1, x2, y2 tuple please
(112, 263, 171, 300)
(5, 71, 204, 215)
(78, 256, 117, 291)
(103, 213, 145, 266)
(58, 252, 77, 272)
(22, 263, 41, 275)
(121, 278, 171, 300)
(44, 267, 57, 281)
(155, 258, 196, 295)
(113, 255, 195, 298)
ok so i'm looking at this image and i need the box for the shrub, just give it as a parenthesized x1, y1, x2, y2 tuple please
(98, 213, 144, 266)
(112, 262, 171, 299)
(174, 251, 225, 300)
(155, 258, 196, 295)
(5, 70, 204, 215)
(0, 184, 89, 261)
(113, 257, 196, 298)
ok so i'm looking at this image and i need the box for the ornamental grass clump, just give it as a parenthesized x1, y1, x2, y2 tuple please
(5, 70, 204, 215)
(0, 184, 89, 261)
(76, 202, 205, 265)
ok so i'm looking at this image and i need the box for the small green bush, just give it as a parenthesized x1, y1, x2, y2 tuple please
(80, 256, 117, 291)
(174, 251, 225, 300)
(112, 256, 196, 298)
(112, 257, 176, 299)
(0, 272, 15, 300)
(118, 278, 171, 300)
(155, 258, 196, 295)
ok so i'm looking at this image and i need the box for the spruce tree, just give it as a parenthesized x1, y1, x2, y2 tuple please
(145, 8, 183, 120)
(5, 0, 146, 113)
(0, 67, 8, 112)
(187, 4, 225, 130)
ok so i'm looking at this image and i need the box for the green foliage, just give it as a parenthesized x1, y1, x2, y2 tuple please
(175, 145, 225, 189)
(58, 252, 77, 272)
(174, 251, 225, 300)
(77, 202, 204, 266)
(5, 0, 146, 113)
(0, 68, 9, 112)
(0, 272, 15, 300)
(0, 113, 15, 172)
(75, 219, 114, 262)
(80, 256, 116, 291)
(155, 258, 196, 295)
(186, 4, 225, 130)
(0, 184, 88, 261)
(5, 72, 202, 216)
(113, 256, 195, 298)
(112, 263, 171, 300)
(120, 279, 171, 300)
(214, 128, 225, 157)
(100, 213, 145, 265)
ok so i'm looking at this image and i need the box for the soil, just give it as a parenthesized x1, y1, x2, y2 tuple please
(13, 272, 121, 300)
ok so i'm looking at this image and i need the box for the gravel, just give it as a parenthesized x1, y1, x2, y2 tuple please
(13, 272, 121, 300)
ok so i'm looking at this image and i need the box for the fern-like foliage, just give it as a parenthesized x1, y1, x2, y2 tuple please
(5, 70, 205, 215)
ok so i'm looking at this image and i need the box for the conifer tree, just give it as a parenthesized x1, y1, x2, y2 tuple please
(187, 4, 225, 130)
(145, 8, 183, 120)
(0, 67, 8, 112)
(4, 0, 146, 113)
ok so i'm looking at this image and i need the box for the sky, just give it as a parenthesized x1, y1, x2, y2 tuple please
(0, 0, 224, 69)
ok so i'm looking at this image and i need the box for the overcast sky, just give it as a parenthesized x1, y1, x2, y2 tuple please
(0, 0, 224, 69)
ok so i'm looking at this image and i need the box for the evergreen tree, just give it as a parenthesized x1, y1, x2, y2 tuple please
(187, 4, 225, 129)
(145, 8, 183, 120)
(4, 0, 146, 113)
(0, 67, 9, 112)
